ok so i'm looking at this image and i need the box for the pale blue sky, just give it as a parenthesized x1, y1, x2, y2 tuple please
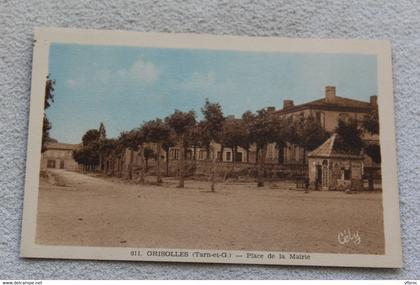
(48, 43, 377, 143)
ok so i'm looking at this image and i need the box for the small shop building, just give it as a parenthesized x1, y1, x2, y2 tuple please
(307, 134, 364, 191)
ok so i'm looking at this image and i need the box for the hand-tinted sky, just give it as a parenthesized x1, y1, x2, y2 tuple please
(48, 43, 377, 143)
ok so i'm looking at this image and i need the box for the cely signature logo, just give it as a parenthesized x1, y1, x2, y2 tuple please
(337, 228, 361, 245)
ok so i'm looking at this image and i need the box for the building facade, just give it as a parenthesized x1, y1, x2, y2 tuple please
(111, 86, 380, 181)
(273, 86, 379, 165)
(41, 142, 79, 171)
(165, 86, 379, 166)
(307, 134, 364, 191)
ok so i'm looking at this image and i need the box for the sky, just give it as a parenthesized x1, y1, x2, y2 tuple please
(47, 43, 377, 143)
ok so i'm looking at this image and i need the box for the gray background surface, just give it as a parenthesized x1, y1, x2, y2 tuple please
(0, 0, 419, 279)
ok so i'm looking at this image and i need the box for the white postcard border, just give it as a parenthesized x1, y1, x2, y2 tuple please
(20, 27, 402, 268)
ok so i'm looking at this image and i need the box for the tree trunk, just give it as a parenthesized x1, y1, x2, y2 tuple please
(165, 149, 170, 177)
(119, 152, 124, 178)
(206, 147, 210, 160)
(232, 146, 236, 171)
(129, 149, 134, 180)
(302, 145, 306, 166)
(193, 145, 197, 176)
(368, 178, 374, 191)
(177, 136, 185, 188)
(156, 142, 162, 184)
(224, 146, 236, 182)
(246, 149, 250, 163)
(111, 158, 115, 176)
(367, 169, 374, 191)
(257, 144, 267, 187)
(255, 145, 260, 165)
(210, 144, 217, 192)
(139, 146, 145, 183)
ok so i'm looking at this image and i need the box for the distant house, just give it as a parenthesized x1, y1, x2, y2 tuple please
(41, 142, 79, 171)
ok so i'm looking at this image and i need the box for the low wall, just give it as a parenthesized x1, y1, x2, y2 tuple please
(127, 159, 307, 181)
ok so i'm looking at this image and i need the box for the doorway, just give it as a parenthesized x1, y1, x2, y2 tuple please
(315, 164, 322, 190)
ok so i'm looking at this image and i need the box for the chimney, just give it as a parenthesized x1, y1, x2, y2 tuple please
(370, 95, 378, 107)
(325, 86, 336, 103)
(283, 100, 294, 109)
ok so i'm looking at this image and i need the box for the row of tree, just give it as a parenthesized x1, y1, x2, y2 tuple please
(41, 75, 55, 152)
(73, 98, 380, 191)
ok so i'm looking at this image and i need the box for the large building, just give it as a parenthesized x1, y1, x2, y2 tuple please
(113, 86, 380, 180)
(272, 86, 379, 165)
(166, 86, 379, 166)
(40, 142, 80, 171)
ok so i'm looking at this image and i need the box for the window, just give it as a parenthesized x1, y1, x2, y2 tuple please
(267, 147, 273, 159)
(47, 160, 56, 168)
(186, 150, 193, 160)
(171, 149, 179, 160)
(341, 167, 351, 180)
(226, 151, 231, 161)
(316, 111, 325, 128)
(339, 113, 350, 123)
(293, 146, 299, 162)
(198, 150, 205, 160)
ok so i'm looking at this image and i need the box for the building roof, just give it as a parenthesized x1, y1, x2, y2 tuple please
(46, 142, 80, 151)
(276, 96, 373, 115)
(307, 134, 363, 159)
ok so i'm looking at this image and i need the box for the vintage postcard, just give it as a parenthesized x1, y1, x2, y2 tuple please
(21, 27, 402, 267)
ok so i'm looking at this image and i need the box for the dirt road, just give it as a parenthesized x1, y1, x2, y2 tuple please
(36, 169, 384, 254)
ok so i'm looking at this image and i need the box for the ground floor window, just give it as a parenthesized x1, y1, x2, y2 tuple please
(47, 159, 56, 168)
(341, 167, 351, 180)
(225, 151, 231, 161)
(235, 152, 242, 162)
(186, 149, 193, 160)
(170, 149, 180, 160)
(198, 150, 206, 160)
